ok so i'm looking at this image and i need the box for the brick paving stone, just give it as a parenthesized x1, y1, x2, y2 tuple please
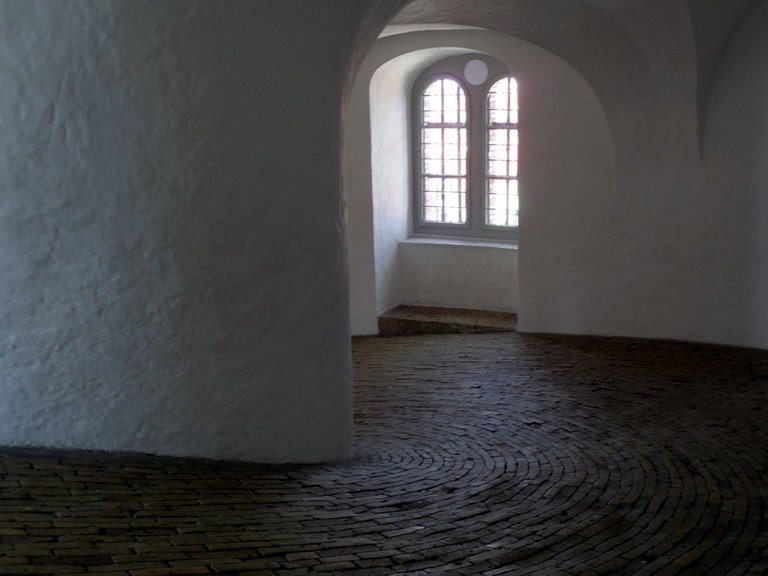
(0, 333, 766, 574)
(312, 561, 357, 572)
(130, 568, 211, 576)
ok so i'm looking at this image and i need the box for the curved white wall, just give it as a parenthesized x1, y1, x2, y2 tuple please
(698, 3, 768, 349)
(369, 54, 413, 318)
(516, 5, 702, 340)
(515, 2, 768, 349)
(0, 1, 361, 463)
(346, 45, 464, 334)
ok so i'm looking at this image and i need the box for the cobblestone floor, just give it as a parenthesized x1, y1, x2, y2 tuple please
(1, 333, 767, 575)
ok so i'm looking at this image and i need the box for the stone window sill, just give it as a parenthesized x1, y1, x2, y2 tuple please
(402, 236, 518, 250)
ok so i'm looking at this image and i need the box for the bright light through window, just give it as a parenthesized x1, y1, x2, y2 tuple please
(486, 77, 519, 227)
(420, 78, 467, 224)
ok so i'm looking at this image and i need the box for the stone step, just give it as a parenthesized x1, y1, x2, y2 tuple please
(378, 305, 517, 336)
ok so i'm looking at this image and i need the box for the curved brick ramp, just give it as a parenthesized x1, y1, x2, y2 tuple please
(1, 333, 766, 575)
(350, 334, 768, 575)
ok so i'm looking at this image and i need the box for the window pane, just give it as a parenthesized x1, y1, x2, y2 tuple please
(489, 129, 507, 146)
(424, 191, 441, 207)
(444, 128, 460, 145)
(488, 160, 507, 177)
(486, 130, 518, 177)
(486, 178, 519, 227)
(423, 128, 442, 144)
(486, 78, 518, 228)
(420, 78, 468, 224)
(443, 94, 459, 124)
(424, 109, 441, 124)
(424, 78, 467, 124)
(488, 108, 508, 125)
(421, 176, 466, 224)
(423, 158, 442, 175)
(488, 145, 507, 161)
(424, 177, 442, 191)
(487, 77, 518, 127)
(423, 206, 441, 222)
(449, 157, 466, 176)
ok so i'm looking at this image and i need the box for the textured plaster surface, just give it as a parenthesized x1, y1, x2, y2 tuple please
(369, 59, 411, 317)
(686, 0, 762, 138)
(399, 241, 517, 312)
(344, 78, 379, 335)
(511, 1, 768, 348)
(0, 0, 370, 462)
(698, 3, 768, 349)
(346, 42, 464, 334)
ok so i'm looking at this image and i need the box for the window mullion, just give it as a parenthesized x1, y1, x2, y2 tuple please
(441, 126, 446, 222)
(466, 82, 479, 233)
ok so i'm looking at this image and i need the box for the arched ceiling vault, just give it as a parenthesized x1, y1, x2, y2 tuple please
(390, 0, 646, 105)
(686, 0, 764, 138)
(371, 0, 765, 146)
(390, 0, 763, 84)
(687, 0, 763, 91)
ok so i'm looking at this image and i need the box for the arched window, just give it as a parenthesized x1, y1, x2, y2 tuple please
(419, 78, 468, 224)
(487, 77, 519, 227)
(413, 55, 518, 241)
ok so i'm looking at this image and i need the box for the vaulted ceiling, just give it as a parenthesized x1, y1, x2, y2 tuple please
(391, 0, 761, 74)
(384, 0, 763, 119)
(686, 0, 763, 108)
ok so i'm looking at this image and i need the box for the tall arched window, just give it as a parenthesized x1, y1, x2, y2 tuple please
(420, 78, 468, 224)
(487, 77, 519, 227)
(413, 55, 518, 241)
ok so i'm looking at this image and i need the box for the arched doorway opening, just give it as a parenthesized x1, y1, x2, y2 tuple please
(343, 24, 615, 336)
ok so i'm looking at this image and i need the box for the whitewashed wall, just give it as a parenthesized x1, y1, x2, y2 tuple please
(515, 2, 768, 349)
(697, 3, 768, 348)
(517, 3, 703, 341)
(369, 58, 412, 318)
(345, 43, 463, 334)
(399, 240, 517, 312)
(0, 0, 363, 463)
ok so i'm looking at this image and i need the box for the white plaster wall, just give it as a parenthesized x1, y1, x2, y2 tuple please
(515, 49, 619, 335)
(344, 75, 379, 335)
(515, 2, 768, 349)
(370, 60, 411, 317)
(346, 44, 463, 334)
(0, 0, 364, 463)
(696, 3, 768, 349)
(399, 240, 517, 312)
(517, 3, 705, 341)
